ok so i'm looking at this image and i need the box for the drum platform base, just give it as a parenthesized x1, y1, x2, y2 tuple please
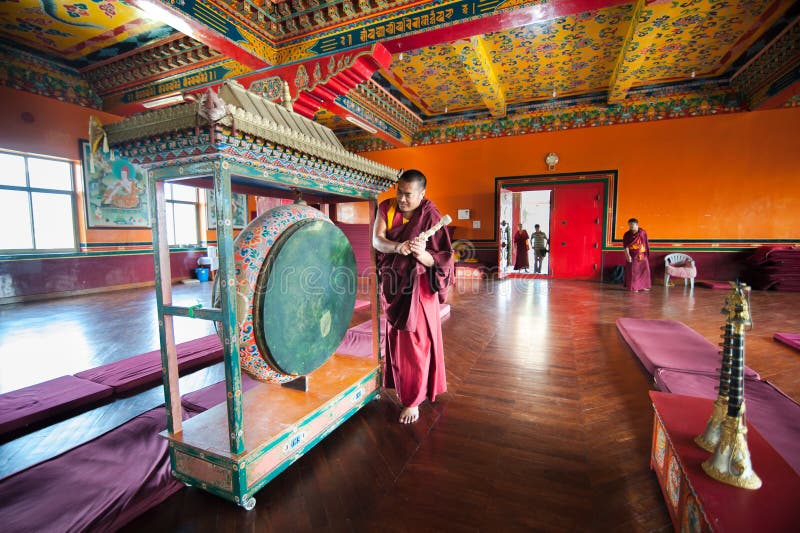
(163, 355, 379, 507)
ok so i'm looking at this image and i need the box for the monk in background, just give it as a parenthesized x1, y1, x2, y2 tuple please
(513, 223, 530, 272)
(373, 169, 454, 424)
(623, 217, 651, 291)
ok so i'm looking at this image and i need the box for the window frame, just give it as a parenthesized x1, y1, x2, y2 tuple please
(0, 150, 78, 254)
(164, 183, 200, 247)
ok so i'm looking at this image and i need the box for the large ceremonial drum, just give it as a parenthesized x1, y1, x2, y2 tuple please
(224, 204, 357, 383)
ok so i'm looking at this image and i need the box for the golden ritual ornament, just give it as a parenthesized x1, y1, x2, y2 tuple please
(700, 282, 762, 490)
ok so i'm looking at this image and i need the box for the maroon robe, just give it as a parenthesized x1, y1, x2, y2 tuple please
(513, 230, 530, 270)
(623, 227, 651, 291)
(377, 198, 454, 407)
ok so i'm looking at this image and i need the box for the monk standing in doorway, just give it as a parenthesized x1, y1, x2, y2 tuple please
(373, 169, 454, 424)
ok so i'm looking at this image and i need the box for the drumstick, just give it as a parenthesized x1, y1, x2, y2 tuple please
(415, 214, 452, 242)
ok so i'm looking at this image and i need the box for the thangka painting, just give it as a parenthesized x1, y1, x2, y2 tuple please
(80, 140, 150, 228)
(207, 190, 248, 229)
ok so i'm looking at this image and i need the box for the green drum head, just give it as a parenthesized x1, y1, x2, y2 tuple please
(253, 219, 357, 376)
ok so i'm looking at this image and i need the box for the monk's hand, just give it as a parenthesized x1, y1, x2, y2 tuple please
(395, 240, 412, 255)
(410, 238, 434, 267)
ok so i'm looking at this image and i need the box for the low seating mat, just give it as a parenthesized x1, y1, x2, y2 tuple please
(774, 332, 800, 352)
(336, 305, 450, 357)
(695, 280, 732, 289)
(75, 335, 223, 393)
(0, 406, 184, 531)
(0, 376, 113, 437)
(616, 318, 759, 378)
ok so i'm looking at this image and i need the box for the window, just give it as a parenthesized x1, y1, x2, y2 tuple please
(0, 151, 77, 252)
(164, 183, 199, 246)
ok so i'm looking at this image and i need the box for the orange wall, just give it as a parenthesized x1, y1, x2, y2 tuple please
(0, 87, 160, 244)
(365, 107, 800, 243)
(0, 87, 121, 160)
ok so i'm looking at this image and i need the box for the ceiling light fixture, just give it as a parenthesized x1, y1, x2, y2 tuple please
(137, 0, 194, 36)
(552, 88, 557, 98)
(345, 115, 378, 134)
(398, 52, 404, 61)
(141, 93, 186, 108)
(691, 70, 696, 78)
(444, 104, 448, 113)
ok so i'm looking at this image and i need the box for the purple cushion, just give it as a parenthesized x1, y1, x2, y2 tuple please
(75, 335, 223, 393)
(0, 406, 186, 531)
(337, 321, 382, 358)
(696, 280, 731, 289)
(616, 318, 759, 379)
(335, 305, 450, 358)
(0, 376, 113, 436)
(774, 332, 800, 352)
(654, 368, 800, 475)
(181, 372, 261, 413)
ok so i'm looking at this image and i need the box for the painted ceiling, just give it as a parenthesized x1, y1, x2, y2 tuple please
(0, 0, 798, 150)
(0, 0, 169, 62)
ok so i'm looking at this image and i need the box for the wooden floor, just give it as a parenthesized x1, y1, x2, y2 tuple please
(3, 279, 800, 531)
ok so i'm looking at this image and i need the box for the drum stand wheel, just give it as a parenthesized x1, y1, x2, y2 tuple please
(241, 496, 256, 511)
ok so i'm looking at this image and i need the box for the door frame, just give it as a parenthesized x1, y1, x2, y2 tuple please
(495, 171, 617, 280)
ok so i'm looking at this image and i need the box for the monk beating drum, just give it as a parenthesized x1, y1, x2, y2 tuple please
(373, 169, 455, 424)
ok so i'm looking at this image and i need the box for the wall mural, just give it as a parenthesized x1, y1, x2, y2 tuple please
(80, 140, 151, 228)
(206, 190, 248, 229)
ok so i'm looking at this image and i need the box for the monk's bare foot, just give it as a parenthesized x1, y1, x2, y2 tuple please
(399, 406, 419, 424)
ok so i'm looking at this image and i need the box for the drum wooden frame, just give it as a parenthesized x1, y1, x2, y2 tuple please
(103, 83, 397, 510)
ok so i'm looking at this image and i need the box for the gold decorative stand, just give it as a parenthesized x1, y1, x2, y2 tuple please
(698, 282, 761, 490)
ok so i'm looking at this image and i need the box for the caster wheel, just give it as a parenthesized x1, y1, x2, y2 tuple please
(242, 496, 256, 511)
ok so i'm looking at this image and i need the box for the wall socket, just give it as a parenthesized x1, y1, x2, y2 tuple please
(472, 220, 481, 229)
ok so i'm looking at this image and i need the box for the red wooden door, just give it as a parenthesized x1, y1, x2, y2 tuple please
(549, 183, 603, 280)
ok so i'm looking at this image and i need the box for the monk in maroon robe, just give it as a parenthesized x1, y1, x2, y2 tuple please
(513, 224, 530, 272)
(623, 217, 651, 291)
(373, 169, 454, 424)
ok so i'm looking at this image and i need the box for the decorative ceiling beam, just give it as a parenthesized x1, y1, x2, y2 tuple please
(126, 0, 273, 68)
(607, 0, 645, 104)
(281, 0, 631, 64)
(452, 35, 506, 118)
(731, 16, 800, 110)
(241, 45, 420, 147)
(102, 43, 394, 120)
(315, 78, 422, 147)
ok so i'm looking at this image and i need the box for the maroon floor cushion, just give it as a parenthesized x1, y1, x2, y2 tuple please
(336, 304, 451, 358)
(75, 334, 223, 393)
(774, 332, 800, 352)
(654, 368, 800, 475)
(181, 372, 261, 413)
(695, 280, 732, 289)
(0, 376, 113, 437)
(0, 406, 186, 531)
(353, 299, 370, 311)
(337, 319, 386, 357)
(616, 318, 759, 379)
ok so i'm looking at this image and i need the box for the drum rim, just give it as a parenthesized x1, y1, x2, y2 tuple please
(252, 218, 356, 376)
(252, 218, 312, 375)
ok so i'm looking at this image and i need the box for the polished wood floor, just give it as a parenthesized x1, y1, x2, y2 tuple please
(2, 279, 799, 531)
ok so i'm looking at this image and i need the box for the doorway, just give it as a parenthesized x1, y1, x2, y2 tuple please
(520, 190, 551, 275)
(496, 173, 611, 281)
